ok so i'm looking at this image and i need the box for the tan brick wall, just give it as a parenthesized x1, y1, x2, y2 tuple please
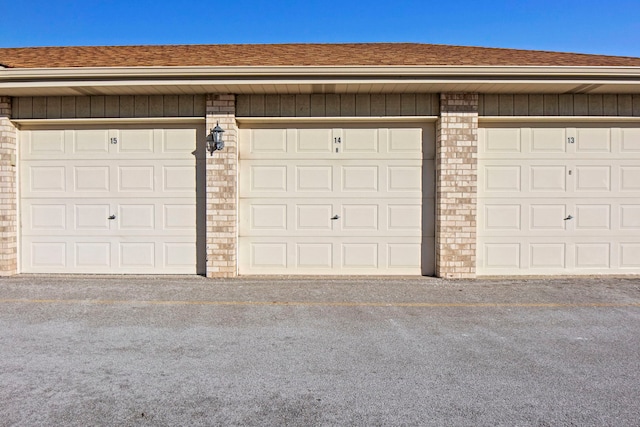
(205, 94, 238, 278)
(436, 93, 478, 278)
(0, 97, 17, 276)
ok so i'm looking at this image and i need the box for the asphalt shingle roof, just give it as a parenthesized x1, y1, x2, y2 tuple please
(1, 43, 640, 68)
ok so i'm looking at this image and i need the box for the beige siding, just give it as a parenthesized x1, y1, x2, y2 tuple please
(237, 94, 439, 117)
(479, 94, 640, 116)
(12, 95, 206, 119)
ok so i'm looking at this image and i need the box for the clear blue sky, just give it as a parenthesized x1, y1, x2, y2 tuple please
(2, 0, 640, 57)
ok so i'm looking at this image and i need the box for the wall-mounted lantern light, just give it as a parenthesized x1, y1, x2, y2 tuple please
(206, 122, 225, 155)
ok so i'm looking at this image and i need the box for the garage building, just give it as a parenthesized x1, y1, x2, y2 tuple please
(1, 43, 639, 278)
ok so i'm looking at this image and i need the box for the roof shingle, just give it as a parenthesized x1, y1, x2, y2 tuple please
(1, 43, 640, 68)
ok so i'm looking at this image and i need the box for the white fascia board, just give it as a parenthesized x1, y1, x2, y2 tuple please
(2, 65, 640, 80)
(1, 78, 640, 91)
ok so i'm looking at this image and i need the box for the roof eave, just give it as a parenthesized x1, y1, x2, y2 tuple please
(2, 65, 640, 96)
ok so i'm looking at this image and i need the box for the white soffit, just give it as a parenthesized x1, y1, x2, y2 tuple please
(1, 66, 640, 96)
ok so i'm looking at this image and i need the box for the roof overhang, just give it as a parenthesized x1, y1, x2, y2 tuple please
(2, 65, 640, 96)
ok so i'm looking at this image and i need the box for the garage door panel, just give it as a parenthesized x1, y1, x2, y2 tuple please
(74, 130, 110, 154)
(342, 243, 378, 268)
(163, 128, 198, 154)
(20, 126, 199, 274)
(28, 165, 66, 193)
(28, 204, 67, 231)
(483, 243, 522, 269)
(119, 242, 155, 268)
(574, 166, 611, 192)
(75, 204, 111, 231)
(342, 128, 378, 153)
(529, 204, 567, 231)
(242, 160, 424, 199)
(29, 241, 68, 269)
(114, 200, 196, 236)
(75, 242, 111, 268)
(248, 165, 288, 193)
(118, 166, 155, 192)
(575, 243, 611, 269)
(479, 124, 640, 275)
(480, 198, 636, 237)
(530, 165, 567, 192)
(575, 128, 611, 153)
(297, 128, 334, 153)
(620, 166, 640, 191)
(481, 204, 523, 232)
(244, 128, 288, 155)
(74, 166, 110, 192)
(620, 244, 640, 268)
(530, 243, 567, 269)
(482, 128, 522, 154)
(239, 123, 434, 275)
(620, 205, 640, 229)
(388, 166, 422, 192)
(481, 161, 640, 198)
(164, 243, 197, 269)
(117, 129, 154, 153)
(531, 128, 567, 153)
(482, 165, 522, 193)
(388, 128, 423, 154)
(162, 165, 196, 192)
(22, 130, 66, 158)
(621, 128, 640, 152)
(388, 243, 422, 269)
(240, 124, 433, 160)
(342, 166, 378, 192)
(296, 204, 333, 231)
(117, 205, 155, 230)
(296, 166, 333, 192)
(250, 204, 289, 231)
(480, 125, 640, 159)
(22, 128, 200, 161)
(297, 243, 334, 269)
(388, 204, 423, 233)
(574, 205, 611, 230)
(239, 236, 424, 275)
(241, 198, 421, 237)
(341, 205, 379, 231)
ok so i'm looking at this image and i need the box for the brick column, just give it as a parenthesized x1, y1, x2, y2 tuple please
(436, 93, 478, 278)
(0, 97, 17, 276)
(205, 94, 238, 278)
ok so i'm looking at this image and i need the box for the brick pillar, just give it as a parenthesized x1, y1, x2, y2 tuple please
(436, 93, 478, 278)
(0, 97, 17, 276)
(205, 94, 238, 278)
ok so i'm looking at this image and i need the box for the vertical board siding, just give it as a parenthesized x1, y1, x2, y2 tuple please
(12, 95, 206, 119)
(236, 94, 440, 117)
(478, 94, 640, 116)
(15, 94, 639, 119)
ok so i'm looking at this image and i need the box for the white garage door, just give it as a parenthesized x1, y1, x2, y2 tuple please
(478, 123, 640, 275)
(239, 123, 435, 275)
(20, 125, 203, 274)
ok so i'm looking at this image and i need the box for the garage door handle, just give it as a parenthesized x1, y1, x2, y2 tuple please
(331, 215, 340, 220)
(564, 215, 573, 220)
(108, 214, 116, 220)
